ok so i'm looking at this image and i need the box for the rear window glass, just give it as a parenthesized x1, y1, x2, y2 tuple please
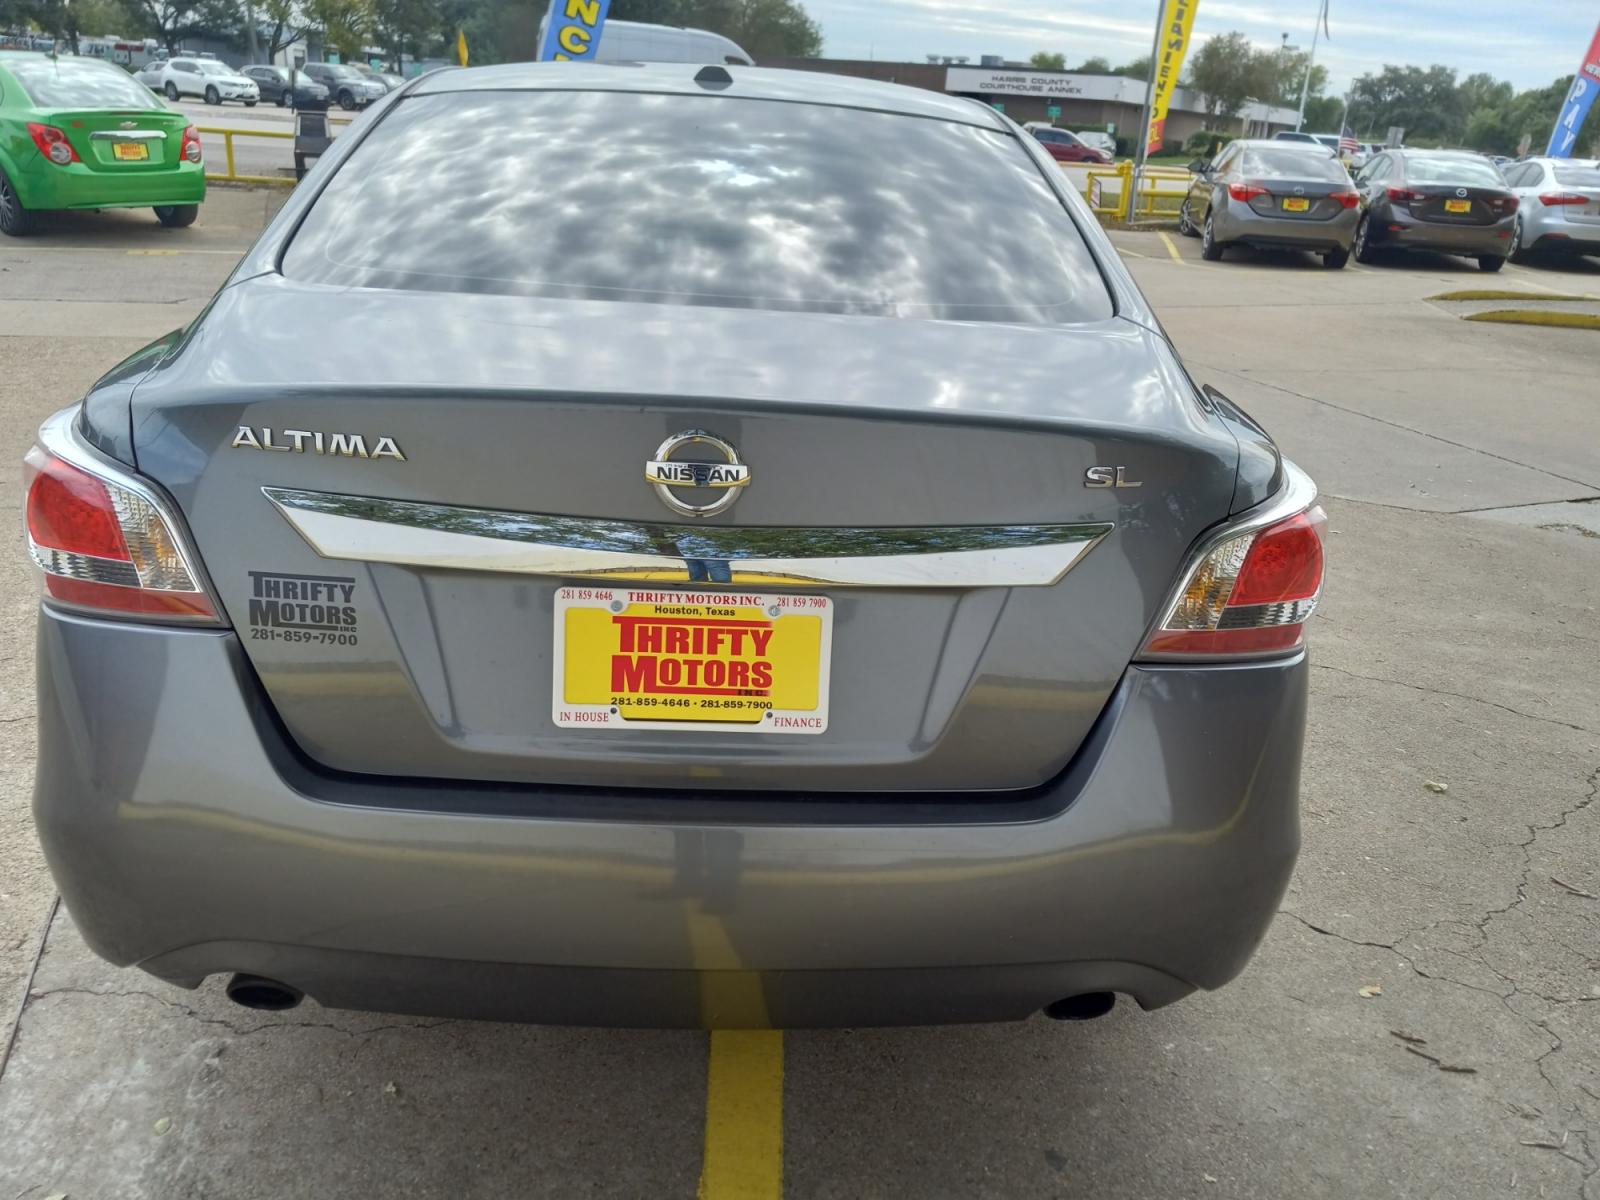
(1405, 157, 1504, 186)
(1242, 148, 1346, 180)
(282, 90, 1113, 324)
(1553, 165, 1600, 187)
(7, 56, 158, 108)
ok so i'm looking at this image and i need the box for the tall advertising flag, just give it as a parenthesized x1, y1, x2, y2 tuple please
(1547, 18, 1600, 157)
(1147, 0, 1201, 154)
(538, 0, 614, 62)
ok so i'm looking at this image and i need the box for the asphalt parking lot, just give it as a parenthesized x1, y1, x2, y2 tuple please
(0, 187, 1597, 1199)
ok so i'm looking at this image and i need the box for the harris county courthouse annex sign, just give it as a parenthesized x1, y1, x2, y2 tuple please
(942, 68, 1143, 103)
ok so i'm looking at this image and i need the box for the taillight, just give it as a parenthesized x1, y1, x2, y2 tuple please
(1332, 189, 1360, 209)
(1141, 506, 1326, 658)
(181, 125, 202, 163)
(1387, 186, 1421, 203)
(1539, 192, 1587, 206)
(27, 122, 79, 166)
(1487, 194, 1518, 213)
(1228, 181, 1268, 202)
(23, 425, 221, 624)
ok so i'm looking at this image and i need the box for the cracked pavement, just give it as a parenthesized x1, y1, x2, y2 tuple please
(0, 205, 1596, 1198)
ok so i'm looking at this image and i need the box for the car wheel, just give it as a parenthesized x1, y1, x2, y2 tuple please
(1177, 200, 1199, 238)
(1509, 216, 1528, 263)
(0, 167, 40, 238)
(338, 89, 357, 111)
(1353, 215, 1377, 264)
(1478, 255, 1506, 273)
(1200, 211, 1225, 261)
(164, 81, 179, 101)
(245, 100, 257, 107)
(204, 85, 220, 105)
(275, 91, 288, 107)
(153, 204, 199, 229)
(1323, 248, 1350, 269)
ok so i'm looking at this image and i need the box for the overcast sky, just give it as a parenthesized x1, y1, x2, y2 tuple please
(802, 1, 1599, 93)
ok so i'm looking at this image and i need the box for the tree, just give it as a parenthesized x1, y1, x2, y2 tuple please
(1348, 64, 1465, 143)
(259, 0, 312, 60)
(1028, 51, 1064, 70)
(608, 0, 821, 58)
(1074, 56, 1111, 74)
(305, 0, 369, 58)
(1113, 55, 1149, 79)
(1185, 31, 1258, 121)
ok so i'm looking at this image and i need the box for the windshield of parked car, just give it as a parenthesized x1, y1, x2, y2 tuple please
(1242, 148, 1347, 179)
(284, 90, 1114, 324)
(1405, 156, 1504, 186)
(7, 55, 159, 108)
(1553, 165, 1600, 187)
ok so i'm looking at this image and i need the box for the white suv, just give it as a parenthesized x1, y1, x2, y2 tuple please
(143, 57, 260, 106)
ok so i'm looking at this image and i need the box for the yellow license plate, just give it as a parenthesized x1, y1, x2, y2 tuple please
(112, 142, 149, 161)
(1445, 198, 1471, 213)
(553, 587, 832, 733)
(1281, 197, 1310, 212)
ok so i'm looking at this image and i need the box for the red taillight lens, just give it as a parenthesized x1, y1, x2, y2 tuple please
(24, 442, 220, 623)
(181, 125, 202, 163)
(1539, 192, 1587, 206)
(1332, 189, 1360, 209)
(1387, 186, 1420, 203)
(1228, 181, 1268, 202)
(1488, 194, 1518, 213)
(1141, 507, 1326, 658)
(27, 122, 80, 165)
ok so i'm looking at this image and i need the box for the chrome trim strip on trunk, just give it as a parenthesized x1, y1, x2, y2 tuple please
(88, 130, 168, 140)
(263, 488, 1113, 589)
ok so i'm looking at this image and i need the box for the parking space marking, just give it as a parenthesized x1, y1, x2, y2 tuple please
(1157, 231, 1185, 264)
(688, 905, 783, 1199)
(700, 1030, 784, 1200)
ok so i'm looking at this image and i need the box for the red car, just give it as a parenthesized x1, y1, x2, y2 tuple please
(1025, 123, 1112, 164)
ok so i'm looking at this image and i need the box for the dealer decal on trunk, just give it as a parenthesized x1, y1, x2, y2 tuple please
(552, 587, 832, 733)
(246, 570, 360, 646)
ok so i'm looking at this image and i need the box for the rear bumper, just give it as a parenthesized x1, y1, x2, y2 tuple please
(1218, 199, 1359, 252)
(1375, 208, 1515, 256)
(11, 154, 205, 210)
(34, 609, 1307, 1028)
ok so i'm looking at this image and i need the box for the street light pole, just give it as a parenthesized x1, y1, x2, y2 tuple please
(244, 0, 260, 63)
(1294, 0, 1327, 132)
(1131, 0, 1166, 216)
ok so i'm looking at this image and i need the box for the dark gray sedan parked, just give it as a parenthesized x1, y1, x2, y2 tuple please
(240, 64, 330, 108)
(1352, 149, 1519, 271)
(26, 63, 1323, 1029)
(1179, 139, 1360, 267)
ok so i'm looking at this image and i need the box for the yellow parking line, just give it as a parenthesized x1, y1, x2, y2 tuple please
(689, 903, 783, 1200)
(700, 1030, 784, 1200)
(1157, 231, 1185, 264)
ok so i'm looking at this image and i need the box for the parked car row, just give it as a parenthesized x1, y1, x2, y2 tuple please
(1177, 139, 1599, 272)
(1023, 122, 1112, 164)
(131, 53, 401, 110)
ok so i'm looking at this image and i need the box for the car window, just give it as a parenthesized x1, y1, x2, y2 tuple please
(198, 61, 234, 76)
(284, 90, 1114, 325)
(1553, 164, 1600, 188)
(1211, 145, 1240, 174)
(6, 55, 161, 108)
(1241, 148, 1345, 180)
(1403, 156, 1505, 187)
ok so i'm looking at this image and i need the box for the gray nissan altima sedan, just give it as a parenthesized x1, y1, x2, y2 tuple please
(27, 62, 1324, 1028)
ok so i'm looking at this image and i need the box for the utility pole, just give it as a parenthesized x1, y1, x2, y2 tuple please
(1131, 0, 1165, 216)
(1294, 0, 1327, 131)
(244, 0, 260, 63)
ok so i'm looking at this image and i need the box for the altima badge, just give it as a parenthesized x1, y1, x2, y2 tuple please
(644, 431, 750, 517)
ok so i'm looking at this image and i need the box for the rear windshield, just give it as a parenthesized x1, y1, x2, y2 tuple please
(1553, 165, 1600, 187)
(282, 90, 1113, 324)
(1242, 148, 1346, 180)
(1405, 156, 1504, 186)
(6, 56, 158, 108)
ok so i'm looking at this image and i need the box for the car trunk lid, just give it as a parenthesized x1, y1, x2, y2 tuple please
(42, 107, 189, 172)
(130, 276, 1243, 793)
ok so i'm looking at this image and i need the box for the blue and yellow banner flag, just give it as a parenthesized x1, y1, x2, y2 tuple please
(538, 0, 614, 62)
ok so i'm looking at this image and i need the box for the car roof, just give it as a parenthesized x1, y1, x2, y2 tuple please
(409, 62, 1008, 130)
(1232, 139, 1333, 152)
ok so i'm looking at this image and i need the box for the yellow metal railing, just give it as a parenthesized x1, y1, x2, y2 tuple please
(196, 126, 296, 187)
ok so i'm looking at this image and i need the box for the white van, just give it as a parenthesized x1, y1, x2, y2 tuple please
(536, 17, 753, 65)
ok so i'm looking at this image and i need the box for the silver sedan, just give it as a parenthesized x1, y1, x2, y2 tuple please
(1504, 157, 1600, 261)
(1179, 139, 1361, 268)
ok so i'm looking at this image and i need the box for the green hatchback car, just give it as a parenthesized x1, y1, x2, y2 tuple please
(0, 51, 204, 237)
